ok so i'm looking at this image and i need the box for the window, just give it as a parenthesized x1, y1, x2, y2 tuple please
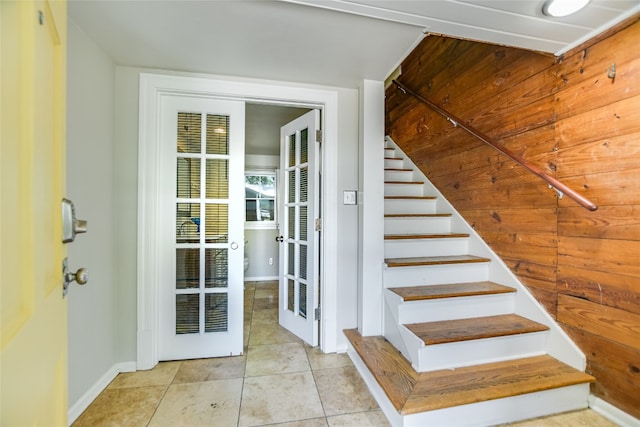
(245, 172, 276, 226)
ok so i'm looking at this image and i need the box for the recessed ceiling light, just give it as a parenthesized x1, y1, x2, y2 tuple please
(542, 0, 590, 17)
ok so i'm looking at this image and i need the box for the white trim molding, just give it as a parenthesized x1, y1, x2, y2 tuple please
(68, 361, 136, 424)
(138, 72, 340, 369)
(589, 395, 640, 427)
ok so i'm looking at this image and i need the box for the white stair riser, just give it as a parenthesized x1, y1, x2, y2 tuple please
(414, 332, 549, 372)
(384, 158, 404, 168)
(385, 217, 452, 234)
(384, 302, 411, 362)
(395, 293, 516, 324)
(384, 237, 469, 258)
(385, 199, 437, 214)
(384, 183, 424, 197)
(383, 262, 490, 287)
(384, 170, 413, 181)
(401, 384, 591, 427)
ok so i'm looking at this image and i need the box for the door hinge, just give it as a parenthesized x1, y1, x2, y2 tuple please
(315, 218, 322, 232)
(314, 307, 321, 321)
(316, 129, 322, 144)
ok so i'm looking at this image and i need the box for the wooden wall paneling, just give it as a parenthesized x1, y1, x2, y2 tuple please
(558, 294, 640, 351)
(555, 95, 640, 157)
(558, 264, 640, 316)
(558, 236, 640, 279)
(437, 180, 557, 210)
(461, 208, 558, 235)
(399, 37, 478, 91)
(556, 56, 640, 119)
(478, 231, 557, 268)
(558, 205, 640, 241)
(504, 258, 557, 291)
(556, 131, 640, 177)
(556, 20, 640, 98)
(562, 324, 640, 419)
(558, 167, 640, 207)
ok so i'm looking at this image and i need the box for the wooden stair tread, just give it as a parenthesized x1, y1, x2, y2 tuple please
(384, 196, 436, 200)
(389, 281, 515, 301)
(405, 314, 549, 345)
(385, 168, 413, 171)
(344, 328, 594, 415)
(385, 213, 451, 218)
(385, 233, 469, 240)
(385, 157, 402, 160)
(385, 255, 490, 267)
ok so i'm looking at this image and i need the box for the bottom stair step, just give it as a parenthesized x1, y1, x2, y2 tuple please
(344, 328, 594, 415)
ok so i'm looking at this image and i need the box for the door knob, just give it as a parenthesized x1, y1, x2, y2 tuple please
(275, 235, 284, 242)
(62, 258, 88, 297)
(67, 267, 88, 285)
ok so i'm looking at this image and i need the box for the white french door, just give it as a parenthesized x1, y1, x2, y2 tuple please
(278, 110, 320, 346)
(159, 96, 245, 360)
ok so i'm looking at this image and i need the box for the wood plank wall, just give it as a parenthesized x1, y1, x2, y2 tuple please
(385, 19, 640, 418)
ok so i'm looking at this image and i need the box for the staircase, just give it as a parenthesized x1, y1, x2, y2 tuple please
(346, 137, 594, 427)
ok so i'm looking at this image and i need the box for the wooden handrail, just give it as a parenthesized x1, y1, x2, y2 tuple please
(393, 80, 598, 212)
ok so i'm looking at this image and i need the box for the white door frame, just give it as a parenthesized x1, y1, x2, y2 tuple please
(137, 73, 339, 369)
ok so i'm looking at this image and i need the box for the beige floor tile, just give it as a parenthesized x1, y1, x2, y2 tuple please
(506, 409, 618, 427)
(172, 355, 245, 383)
(239, 371, 325, 426)
(314, 366, 379, 416)
(256, 280, 278, 289)
(72, 385, 167, 427)
(246, 342, 310, 377)
(306, 346, 353, 371)
(148, 378, 243, 426)
(108, 361, 181, 389)
(248, 322, 301, 346)
(255, 286, 278, 299)
(251, 308, 278, 325)
(327, 410, 390, 426)
(253, 296, 278, 310)
(275, 418, 330, 427)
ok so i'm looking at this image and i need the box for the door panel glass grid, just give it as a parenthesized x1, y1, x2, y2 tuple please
(283, 124, 313, 319)
(177, 112, 201, 153)
(205, 159, 229, 199)
(300, 128, 308, 164)
(175, 111, 231, 335)
(206, 114, 229, 155)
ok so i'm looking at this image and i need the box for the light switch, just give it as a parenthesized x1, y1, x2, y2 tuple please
(343, 190, 357, 205)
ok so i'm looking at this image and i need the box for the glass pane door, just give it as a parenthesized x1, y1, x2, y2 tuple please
(160, 96, 244, 360)
(279, 110, 320, 346)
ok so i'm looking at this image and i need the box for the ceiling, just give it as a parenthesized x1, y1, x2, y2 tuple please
(69, 0, 640, 89)
(68, 0, 639, 155)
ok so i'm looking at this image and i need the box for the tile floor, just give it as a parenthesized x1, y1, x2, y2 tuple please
(73, 281, 618, 427)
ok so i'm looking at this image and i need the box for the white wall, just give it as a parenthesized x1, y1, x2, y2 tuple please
(114, 67, 360, 356)
(245, 154, 280, 281)
(66, 21, 117, 409)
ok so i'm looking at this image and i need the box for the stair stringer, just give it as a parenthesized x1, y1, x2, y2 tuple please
(384, 136, 586, 372)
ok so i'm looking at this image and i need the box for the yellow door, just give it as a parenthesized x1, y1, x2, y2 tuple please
(1, 0, 68, 425)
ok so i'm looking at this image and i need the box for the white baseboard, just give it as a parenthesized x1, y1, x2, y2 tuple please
(68, 361, 137, 425)
(245, 276, 278, 282)
(589, 395, 640, 427)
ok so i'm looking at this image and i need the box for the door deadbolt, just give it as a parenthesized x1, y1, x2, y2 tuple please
(62, 198, 88, 243)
